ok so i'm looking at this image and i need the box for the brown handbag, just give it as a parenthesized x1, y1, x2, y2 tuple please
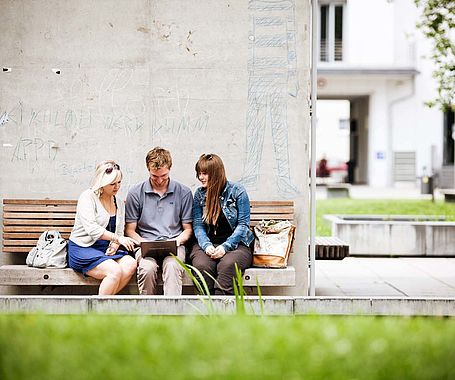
(253, 220, 296, 268)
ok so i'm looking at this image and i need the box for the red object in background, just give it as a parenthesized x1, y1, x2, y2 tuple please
(316, 159, 348, 177)
(327, 161, 348, 174)
(317, 158, 330, 177)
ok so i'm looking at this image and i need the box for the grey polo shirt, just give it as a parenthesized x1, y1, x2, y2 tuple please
(125, 178, 193, 241)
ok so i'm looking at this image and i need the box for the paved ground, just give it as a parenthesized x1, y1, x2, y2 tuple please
(315, 257, 455, 297)
(314, 184, 455, 298)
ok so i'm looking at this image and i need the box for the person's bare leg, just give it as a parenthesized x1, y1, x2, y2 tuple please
(86, 259, 122, 295)
(115, 255, 137, 292)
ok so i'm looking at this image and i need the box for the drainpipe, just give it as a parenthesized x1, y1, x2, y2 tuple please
(387, 79, 415, 187)
(309, 0, 318, 296)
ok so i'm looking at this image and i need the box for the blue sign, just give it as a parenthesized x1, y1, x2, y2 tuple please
(376, 151, 385, 160)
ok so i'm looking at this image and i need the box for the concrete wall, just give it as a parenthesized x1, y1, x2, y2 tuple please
(0, 0, 311, 295)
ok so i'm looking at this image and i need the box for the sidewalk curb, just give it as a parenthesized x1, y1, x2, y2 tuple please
(1, 296, 454, 316)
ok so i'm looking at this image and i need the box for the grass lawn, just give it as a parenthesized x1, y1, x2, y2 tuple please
(316, 199, 455, 236)
(1, 314, 454, 380)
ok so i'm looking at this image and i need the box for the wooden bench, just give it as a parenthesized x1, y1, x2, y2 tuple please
(314, 236, 349, 260)
(0, 199, 297, 290)
(439, 189, 455, 202)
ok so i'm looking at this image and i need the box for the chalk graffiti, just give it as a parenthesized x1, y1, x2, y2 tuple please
(2, 69, 210, 166)
(0, 112, 9, 126)
(4, 102, 93, 131)
(58, 162, 96, 183)
(151, 84, 209, 137)
(12, 138, 58, 162)
(240, 0, 300, 198)
(151, 113, 209, 137)
(103, 114, 144, 134)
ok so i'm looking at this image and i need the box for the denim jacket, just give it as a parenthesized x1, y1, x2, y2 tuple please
(192, 181, 254, 252)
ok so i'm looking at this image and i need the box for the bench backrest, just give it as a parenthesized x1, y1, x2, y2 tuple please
(2, 199, 294, 254)
(3, 199, 77, 253)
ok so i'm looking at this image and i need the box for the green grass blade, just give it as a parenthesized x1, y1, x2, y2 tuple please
(256, 277, 264, 316)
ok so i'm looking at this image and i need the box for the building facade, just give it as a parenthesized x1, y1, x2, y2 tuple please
(316, 0, 452, 188)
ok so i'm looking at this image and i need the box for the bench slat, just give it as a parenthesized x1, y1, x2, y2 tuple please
(250, 207, 294, 214)
(4, 212, 77, 219)
(4, 219, 75, 226)
(250, 201, 293, 207)
(2, 247, 34, 253)
(4, 226, 73, 233)
(4, 240, 42, 246)
(4, 205, 77, 213)
(4, 232, 71, 239)
(250, 214, 294, 220)
(3, 199, 77, 205)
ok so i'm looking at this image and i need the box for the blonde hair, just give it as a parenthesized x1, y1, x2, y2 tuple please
(146, 147, 172, 170)
(195, 154, 227, 225)
(91, 160, 122, 196)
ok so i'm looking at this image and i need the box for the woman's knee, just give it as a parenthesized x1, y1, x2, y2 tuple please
(105, 264, 123, 283)
(192, 256, 215, 274)
(122, 256, 137, 276)
(218, 255, 250, 274)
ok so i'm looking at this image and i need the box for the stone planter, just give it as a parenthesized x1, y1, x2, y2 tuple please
(324, 215, 455, 256)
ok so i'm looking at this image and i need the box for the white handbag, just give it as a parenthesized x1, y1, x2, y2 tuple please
(253, 220, 296, 268)
(26, 230, 68, 268)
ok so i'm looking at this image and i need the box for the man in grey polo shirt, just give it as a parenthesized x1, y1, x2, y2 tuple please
(125, 147, 193, 295)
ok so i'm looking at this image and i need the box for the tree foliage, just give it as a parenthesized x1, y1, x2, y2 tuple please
(415, 0, 454, 111)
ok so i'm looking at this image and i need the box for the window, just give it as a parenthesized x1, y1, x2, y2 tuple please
(319, 2, 345, 62)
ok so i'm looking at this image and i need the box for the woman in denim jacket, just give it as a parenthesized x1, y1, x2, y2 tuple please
(190, 154, 254, 294)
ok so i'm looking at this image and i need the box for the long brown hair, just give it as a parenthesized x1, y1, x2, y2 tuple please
(195, 154, 227, 225)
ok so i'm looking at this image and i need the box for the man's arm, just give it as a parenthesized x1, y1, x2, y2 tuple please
(124, 222, 145, 243)
(175, 222, 192, 247)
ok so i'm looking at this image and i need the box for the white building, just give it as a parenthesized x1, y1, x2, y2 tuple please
(316, 0, 453, 188)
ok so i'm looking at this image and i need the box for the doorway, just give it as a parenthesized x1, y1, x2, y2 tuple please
(316, 97, 369, 184)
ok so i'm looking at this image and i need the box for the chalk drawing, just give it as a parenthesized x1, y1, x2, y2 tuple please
(58, 161, 96, 184)
(97, 68, 146, 134)
(2, 100, 95, 132)
(103, 114, 144, 134)
(151, 84, 209, 137)
(98, 68, 134, 109)
(12, 138, 58, 162)
(240, 0, 300, 198)
(0, 112, 9, 126)
(5, 102, 24, 127)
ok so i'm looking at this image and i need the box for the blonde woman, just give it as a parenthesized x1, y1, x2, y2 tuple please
(68, 160, 138, 295)
(190, 154, 254, 295)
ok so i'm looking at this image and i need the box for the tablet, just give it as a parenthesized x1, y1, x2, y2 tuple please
(140, 240, 177, 260)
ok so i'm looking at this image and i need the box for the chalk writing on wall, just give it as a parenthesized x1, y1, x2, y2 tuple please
(12, 138, 58, 162)
(241, 0, 300, 198)
(151, 84, 209, 137)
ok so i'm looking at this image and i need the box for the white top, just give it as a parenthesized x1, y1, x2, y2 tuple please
(69, 189, 126, 247)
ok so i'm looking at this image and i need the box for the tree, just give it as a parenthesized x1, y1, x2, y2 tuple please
(414, 0, 454, 111)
